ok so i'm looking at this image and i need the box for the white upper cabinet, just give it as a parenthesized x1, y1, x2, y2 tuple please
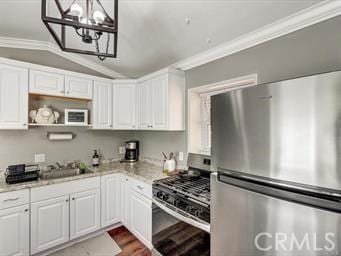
(138, 80, 152, 129)
(113, 81, 136, 130)
(70, 189, 100, 240)
(137, 69, 185, 130)
(151, 75, 168, 129)
(0, 205, 29, 256)
(0, 64, 28, 130)
(93, 80, 113, 129)
(65, 75, 93, 99)
(29, 69, 65, 96)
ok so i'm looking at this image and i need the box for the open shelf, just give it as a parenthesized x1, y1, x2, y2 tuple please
(28, 123, 92, 127)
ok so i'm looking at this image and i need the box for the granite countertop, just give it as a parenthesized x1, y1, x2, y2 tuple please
(0, 161, 165, 194)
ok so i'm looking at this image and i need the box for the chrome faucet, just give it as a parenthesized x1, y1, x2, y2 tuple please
(55, 162, 63, 170)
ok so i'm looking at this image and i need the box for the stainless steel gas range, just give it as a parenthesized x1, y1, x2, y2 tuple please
(152, 154, 211, 256)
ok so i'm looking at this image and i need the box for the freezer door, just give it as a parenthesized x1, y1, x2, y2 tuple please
(211, 71, 341, 190)
(211, 172, 341, 256)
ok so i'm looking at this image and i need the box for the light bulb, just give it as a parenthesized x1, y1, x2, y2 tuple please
(70, 3, 83, 17)
(93, 10, 105, 24)
(80, 17, 90, 25)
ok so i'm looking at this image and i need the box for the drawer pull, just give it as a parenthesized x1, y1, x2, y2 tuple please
(3, 197, 19, 202)
(137, 185, 144, 190)
(24, 209, 29, 212)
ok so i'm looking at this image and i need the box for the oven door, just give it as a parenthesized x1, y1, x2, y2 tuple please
(152, 199, 210, 256)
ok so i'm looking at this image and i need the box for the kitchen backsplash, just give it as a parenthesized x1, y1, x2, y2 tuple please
(0, 127, 134, 170)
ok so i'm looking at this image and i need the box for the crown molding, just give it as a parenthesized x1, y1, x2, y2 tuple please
(0, 37, 127, 79)
(172, 0, 341, 71)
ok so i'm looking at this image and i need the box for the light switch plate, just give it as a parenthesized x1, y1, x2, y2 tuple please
(119, 146, 126, 154)
(35, 154, 45, 163)
(178, 152, 184, 161)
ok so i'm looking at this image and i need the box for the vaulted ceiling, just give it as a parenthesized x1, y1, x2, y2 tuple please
(0, 0, 322, 78)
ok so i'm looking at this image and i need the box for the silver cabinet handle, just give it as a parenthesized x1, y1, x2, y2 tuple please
(66, 199, 69, 202)
(24, 209, 29, 212)
(137, 185, 144, 190)
(4, 198, 19, 202)
(61, 90, 65, 93)
(66, 91, 70, 94)
(72, 198, 75, 200)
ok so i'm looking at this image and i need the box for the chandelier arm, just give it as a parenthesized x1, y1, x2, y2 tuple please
(95, 0, 114, 23)
(64, 0, 77, 14)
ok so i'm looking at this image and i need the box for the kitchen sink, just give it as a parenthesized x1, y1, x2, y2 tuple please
(40, 168, 93, 180)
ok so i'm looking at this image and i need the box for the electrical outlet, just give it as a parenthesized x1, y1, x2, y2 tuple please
(178, 152, 184, 161)
(119, 146, 126, 154)
(35, 154, 45, 163)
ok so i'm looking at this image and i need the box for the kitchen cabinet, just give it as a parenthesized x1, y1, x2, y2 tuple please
(121, 175, 131, 228)
(113, 81, 136, 130)
(129, 189, 152, 248)
(0, 205, 29, 256)
(137, 69, 185, 130)
(0, 64, 28, 129)
(151, 75, 168, 129)
(70, 189, 100, 239)
(93, 80, 113, 129)
(138, 80, 151, 129)
(29, 69, 65, 96)
(65, 75, 93, 99)
(101, 174, 121, 227)
(31, 196, 70, 254)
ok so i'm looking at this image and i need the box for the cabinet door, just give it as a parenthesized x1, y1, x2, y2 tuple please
(121, 176, 130, 228)
(0, 205, 29, 256)
(151, 75, 168, 129)
(101, 174, 120, 227)
(138, 80, 151, 129)
(29, 69, 64, 96)
(113, 83, 136, 129)
(31, 196, 69, 254)
(130, 189, 152, 248)
(70, 189, 100, 240)
(0, 64, 28, 129)
(65, 76, 93, 99)
(93, 80, 113, 129)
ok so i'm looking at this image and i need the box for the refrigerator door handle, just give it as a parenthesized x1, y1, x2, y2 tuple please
(216, 169, 341, 213)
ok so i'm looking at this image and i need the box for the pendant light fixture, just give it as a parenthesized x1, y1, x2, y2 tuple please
(42, 0, 118, 60)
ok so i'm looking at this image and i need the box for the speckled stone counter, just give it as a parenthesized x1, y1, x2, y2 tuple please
(0, 161, 165, 193)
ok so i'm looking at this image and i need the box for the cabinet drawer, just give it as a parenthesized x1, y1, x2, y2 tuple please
(0, 189, 29, 210)
(31, 177, 100, 202)
(129, 178, 152, 199)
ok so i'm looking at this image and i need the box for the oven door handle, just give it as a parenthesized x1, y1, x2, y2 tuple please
(153, 198, 210, 233)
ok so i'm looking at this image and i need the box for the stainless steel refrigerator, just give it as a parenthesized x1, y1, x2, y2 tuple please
(211, 71, 341, 256)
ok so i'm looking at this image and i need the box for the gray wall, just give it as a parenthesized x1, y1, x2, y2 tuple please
(136, 16, 341, 165)
(0, 127, 134, 170)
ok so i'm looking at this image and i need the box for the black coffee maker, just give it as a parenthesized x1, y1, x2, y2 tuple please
(123, 140, 139, 162)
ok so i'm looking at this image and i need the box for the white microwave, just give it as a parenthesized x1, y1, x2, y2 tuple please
(65, 109, 88, 125)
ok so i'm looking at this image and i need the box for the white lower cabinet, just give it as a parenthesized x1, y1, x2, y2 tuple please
(121, 175, 131, 228)
(31, 196, 69, 254)
(129, 188, 152, 248)
(0, 205, 29, 256)
(101, 174, 121, 227)
(70, 189, 100, 240)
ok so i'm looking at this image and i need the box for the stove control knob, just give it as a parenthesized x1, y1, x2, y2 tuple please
(174, 199, 180, 207)
(185, 206, 193, 213)
(162, 194, 169, 201)
(156, 191, 163, 198)
(194, 209, 203, 217)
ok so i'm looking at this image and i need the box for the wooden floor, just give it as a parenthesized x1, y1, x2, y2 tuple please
(108, 226, 151, 256)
